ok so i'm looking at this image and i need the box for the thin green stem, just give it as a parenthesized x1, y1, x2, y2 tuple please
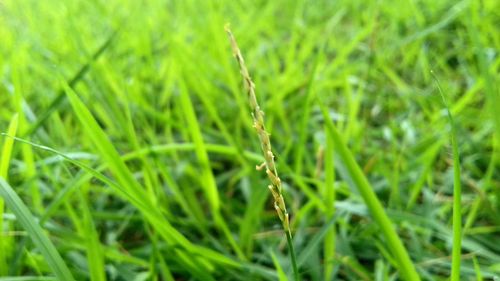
(431, 70, 462, 281)
(286, 230, 299, 281)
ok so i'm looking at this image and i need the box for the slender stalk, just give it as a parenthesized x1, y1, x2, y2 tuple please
(285, 231, 299, 280)
(225, 25, 299, 281)
(431, 70, 462, 281)
(323, 127, 336, 280)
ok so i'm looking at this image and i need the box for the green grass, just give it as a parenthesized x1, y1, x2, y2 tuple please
(226, 25, 299, 280)
(0, 0, 499, 280)
(0, 178, 75, 281)
(431, 71, 462, 281)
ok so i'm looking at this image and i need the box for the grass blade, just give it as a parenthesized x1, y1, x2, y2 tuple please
(431, 70, 462, 281)
(79, 191, 106, 281)
(298, 213, 339, 268)
(317, 99, 420, 281)
(0, 114, 19, 275)
(0, 178, 76, 281)
(176, 73, 245, 259)
(323, 124, 336, 280)
(63, 83, 240, 270)
(0, 114, 18, 179)
(270, 250, 288, 281)
(25, 30, 119, 136)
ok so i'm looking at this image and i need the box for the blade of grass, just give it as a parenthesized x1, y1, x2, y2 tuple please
(0, 113, 19, 275)
(270, 250, 288, 281)
(298, 213, 339, 267)
(176, 72, 245, 259)
(317, 98, 421, 281)
(169, 41, 249, 167)
(472, 255, 483, 281)
(430, 70, 462, 281)
(324, 124, 336, 280)
(407, 140, 443, 209)
(467, 2, 500, 139)
(2, 135, 239, 271)
(79, 190, 106, 281)
(338, 255, 372, 281)
(63, 83, 239, 270)
(145, 225, 175, 281)
(0, 114, 18, 179)
(293, 50, 322, 176)
(0, 178, 76, 281)
(176, 70, 220, 213)
(2, 136, 262, 227)
(24, 29, 119, 137)
(239, 179, 269, 257)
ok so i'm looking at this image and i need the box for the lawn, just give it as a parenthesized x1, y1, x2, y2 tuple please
(0, 0, 499, 280)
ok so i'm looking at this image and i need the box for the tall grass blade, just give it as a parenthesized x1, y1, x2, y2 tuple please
(431, 70, 462, 281)
(62, 83, 239, 270)
(0, 178, 76, 281)
(0, 114, 19, 275)
(79, 191, 106, 281)
(323, 124, 336, 280)
(176, 74, 245, 259)
(317, 99, 420, 281)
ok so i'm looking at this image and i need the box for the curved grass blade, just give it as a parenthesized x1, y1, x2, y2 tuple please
(62, 84, 240, 270)
(317, 99, 420, 281)
(0, 178, 76, 281)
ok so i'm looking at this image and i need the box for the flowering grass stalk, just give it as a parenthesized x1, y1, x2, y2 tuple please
(225, 25, 299, 281)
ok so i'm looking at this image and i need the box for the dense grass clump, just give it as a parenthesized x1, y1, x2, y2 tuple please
(0, 0, 499, 280)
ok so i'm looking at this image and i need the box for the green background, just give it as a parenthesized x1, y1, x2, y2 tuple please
(0, 0, 499, 280)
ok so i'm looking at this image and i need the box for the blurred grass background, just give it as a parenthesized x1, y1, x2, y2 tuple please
(0, 0, 499, 280)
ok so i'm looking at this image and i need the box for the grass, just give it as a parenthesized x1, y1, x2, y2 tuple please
(431, 70, 463, 281)
(0, 178, 75, 281)
(225, 25, 299, 280)
(318, 97, 420, 281)
(0, 0, 499, 280)
(0, 114, 19, 275)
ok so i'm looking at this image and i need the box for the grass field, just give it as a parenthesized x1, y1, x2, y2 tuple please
(0, 0, 499, 280)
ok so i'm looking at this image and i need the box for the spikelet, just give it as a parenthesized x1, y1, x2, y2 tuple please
(225, 24, 291, 233)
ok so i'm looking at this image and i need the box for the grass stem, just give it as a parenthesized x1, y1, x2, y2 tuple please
(431, 70, 462, 281)
(286, 230, 299, 281)
(225, 24, 300, 281)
